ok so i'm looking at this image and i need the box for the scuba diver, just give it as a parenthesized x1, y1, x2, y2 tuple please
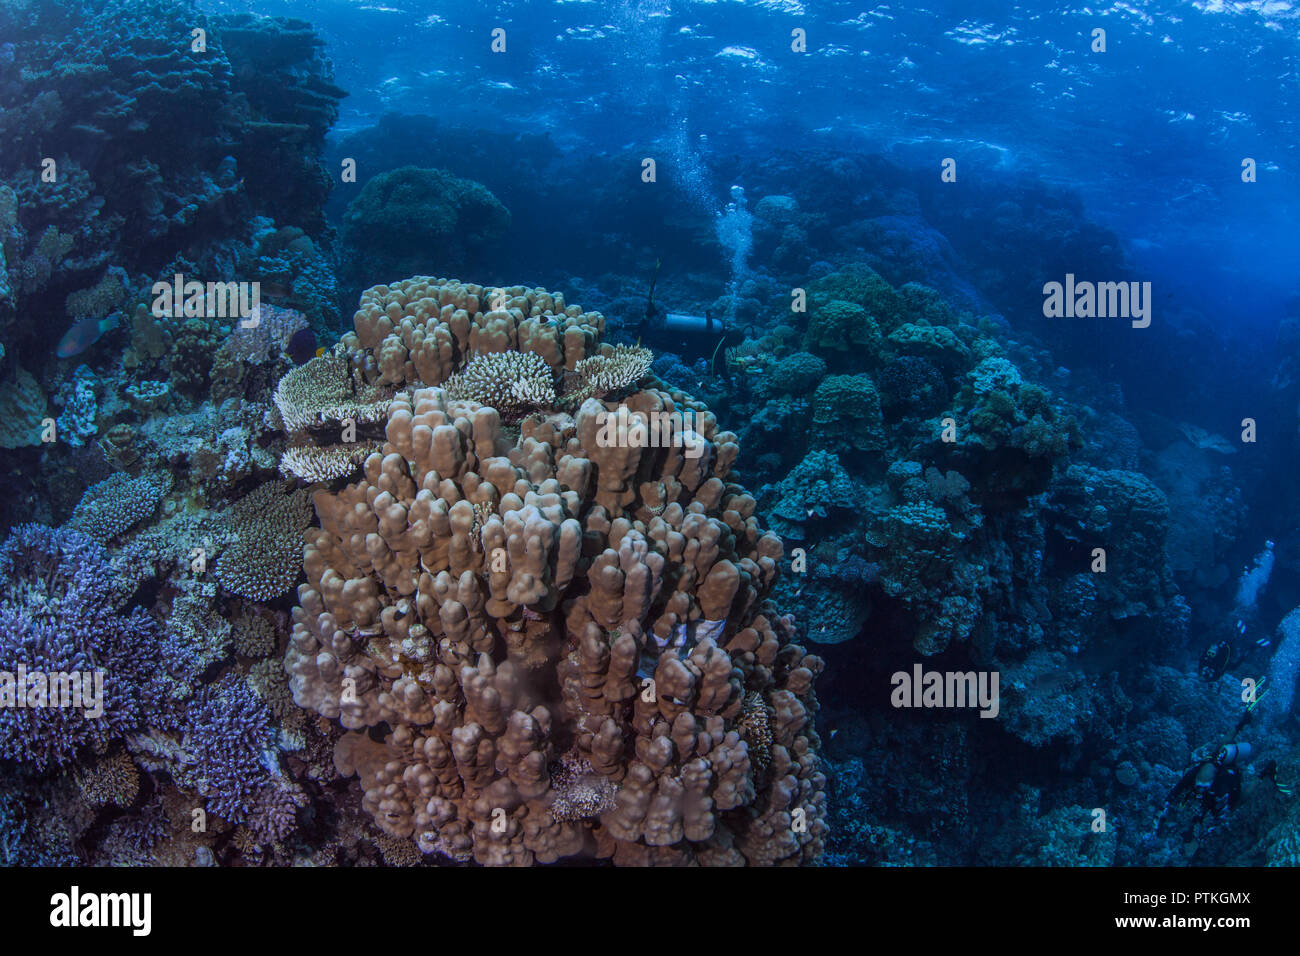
(1156, 706, 1293, 855)
(635, 258, 749, 371)
(1163, 741, 1252, 843)
(1198, 639, 1233, 682)
(1198, 617, 1274, 683)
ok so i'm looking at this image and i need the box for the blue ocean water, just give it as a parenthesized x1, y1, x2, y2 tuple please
(0, 0, 1298, 870)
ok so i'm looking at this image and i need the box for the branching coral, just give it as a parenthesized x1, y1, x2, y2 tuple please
(180, 674, 281, 824)
(0, 525, 161, 769)
(214, 482, 314, 601)
(445, 350, 557, 422)
(157, 580, 233, 699)
(67, 471, 173, 542)
(571, 344, 654, 399)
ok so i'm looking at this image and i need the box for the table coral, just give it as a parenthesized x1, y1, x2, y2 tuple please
(274, 348, 394, 481)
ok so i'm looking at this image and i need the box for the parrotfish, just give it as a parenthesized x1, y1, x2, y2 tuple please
(56, 314, 119, 358)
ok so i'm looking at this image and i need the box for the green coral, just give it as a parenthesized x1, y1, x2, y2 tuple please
(888, 322, 972, 374)
(812, 374, 885, 453)
(805, 299, 883, 357)
(897, 282, 958, 326)
(765, 350, 826, 396)
(950, 357, 1079, 460)
(809, 264, 904, 329)
(340, 166, 510, 281)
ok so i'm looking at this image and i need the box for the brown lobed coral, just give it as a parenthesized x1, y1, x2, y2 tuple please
(345, 277, 604, 388)
(285, 279, 827, 866)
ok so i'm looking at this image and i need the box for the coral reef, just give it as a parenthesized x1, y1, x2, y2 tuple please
(0, 368, 50, 448)
(0, 8, 1286, 873)
(0, 1, 344, 367)
(67, 471, 173, 542)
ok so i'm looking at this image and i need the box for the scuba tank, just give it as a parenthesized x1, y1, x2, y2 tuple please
(637, 259, 747, 362)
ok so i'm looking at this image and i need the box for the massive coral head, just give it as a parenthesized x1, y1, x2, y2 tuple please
(285, 278, 827, 865)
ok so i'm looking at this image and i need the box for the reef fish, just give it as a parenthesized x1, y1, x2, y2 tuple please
(287, 327, 318, 365)
(635, 618, 728, 682)
(56, 314, 119, 358)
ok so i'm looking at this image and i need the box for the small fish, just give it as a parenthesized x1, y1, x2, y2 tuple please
(1256, 638, 1271, 649)
(57, 314, 119, 358)
(287, 327, 318, 365)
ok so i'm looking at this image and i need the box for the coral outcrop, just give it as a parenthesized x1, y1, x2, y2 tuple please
(286, 279, 827, 866)
(340, 167, 511, 285)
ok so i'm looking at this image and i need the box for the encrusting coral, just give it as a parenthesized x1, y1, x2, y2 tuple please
(286, 278, 827, 866)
